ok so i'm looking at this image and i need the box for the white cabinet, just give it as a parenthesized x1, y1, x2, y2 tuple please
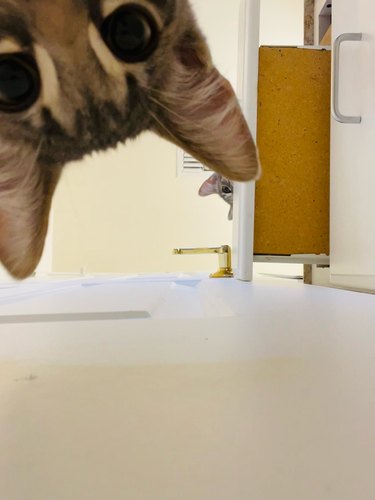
(330, 0, 375, 291)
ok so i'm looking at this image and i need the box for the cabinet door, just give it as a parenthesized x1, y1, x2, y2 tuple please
(330, 0, 375, 291)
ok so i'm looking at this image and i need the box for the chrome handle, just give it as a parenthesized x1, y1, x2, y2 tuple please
(332, 33, 363, 124)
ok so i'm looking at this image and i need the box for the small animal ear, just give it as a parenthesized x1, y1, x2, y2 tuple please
(228, 205, 233, 221)
(151, 25, 260, 182)
(199, 173, 218, 197)
(0, 143, 61, 279)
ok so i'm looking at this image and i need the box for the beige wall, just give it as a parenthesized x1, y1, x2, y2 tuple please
(52, 136, 233, 274)
(260, 0, 304, 45)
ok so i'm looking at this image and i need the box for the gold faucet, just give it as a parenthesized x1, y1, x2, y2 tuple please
(173, 245, 233, 278)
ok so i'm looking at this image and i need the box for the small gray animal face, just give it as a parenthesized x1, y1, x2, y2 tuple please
(0, 0, 259, 278)
(199, 173, 233, 220)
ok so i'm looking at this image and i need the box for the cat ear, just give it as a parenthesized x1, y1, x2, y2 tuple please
(199, 173, 219, 197)
(0, 143, 60, 279)
(151, 27, 260, 182)
(228, 205, 233, 221)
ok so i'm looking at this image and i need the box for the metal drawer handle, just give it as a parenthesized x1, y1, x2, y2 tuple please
(332, 33, 363, 124)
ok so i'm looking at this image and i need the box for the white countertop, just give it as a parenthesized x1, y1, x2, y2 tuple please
(1, 274, 375, 499)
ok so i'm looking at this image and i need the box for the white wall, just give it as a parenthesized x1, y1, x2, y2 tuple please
(260, 0, 304, 46)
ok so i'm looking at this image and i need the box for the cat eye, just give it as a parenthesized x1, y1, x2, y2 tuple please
(0, 54, 40, 113)
(222, 186, 232, 194)
(101, 4, 159, 63)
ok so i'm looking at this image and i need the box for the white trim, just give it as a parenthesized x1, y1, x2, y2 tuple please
(330, 274, 375, 293)
(232, 0, 260, 282)
(254, 254, 330, 265)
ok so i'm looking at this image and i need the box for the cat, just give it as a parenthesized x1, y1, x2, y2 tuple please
(0, 0, 260, 279)
(199, 173, 233, 220)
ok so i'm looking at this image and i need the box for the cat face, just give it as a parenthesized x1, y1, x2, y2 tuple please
(199, 173, 233, 220)
(0, 0, 259, 278)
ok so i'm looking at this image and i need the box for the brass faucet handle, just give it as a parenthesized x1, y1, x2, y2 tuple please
(172, 245, 233, 279)
(174, 247, 221, 255)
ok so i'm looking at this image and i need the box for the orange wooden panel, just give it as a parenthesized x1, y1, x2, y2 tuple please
(255, 47, 331, 255)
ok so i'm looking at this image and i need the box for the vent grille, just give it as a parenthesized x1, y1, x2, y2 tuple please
(177, 149, 211, 175)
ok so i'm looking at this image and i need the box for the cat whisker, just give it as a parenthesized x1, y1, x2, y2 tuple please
(148, 108, 175, 138)
(147, 93, 185, 121)
(144, 85, 192, 102)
